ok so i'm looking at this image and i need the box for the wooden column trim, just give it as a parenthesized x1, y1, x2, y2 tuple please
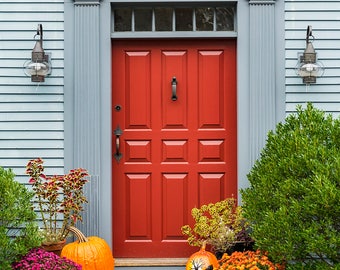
(249, 0, 277, 165)
(72, 1, 101, 237)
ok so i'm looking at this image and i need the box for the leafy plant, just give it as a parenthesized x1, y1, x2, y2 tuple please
(241, 103, 340, 267)
(218, 250, 284, 270)
(285, 261, 340, 270)
(181, 198, 253, 253)
(26, 158, 89, 243)
(12, 248, 82, 270)
(0, 166, 42, 270)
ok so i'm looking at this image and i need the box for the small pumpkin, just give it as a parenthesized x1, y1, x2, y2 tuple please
(61, 226, 114, 270)
(186, 241, 219, 270)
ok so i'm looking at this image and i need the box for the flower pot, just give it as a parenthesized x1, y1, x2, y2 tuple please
(226, 241, 255, 255)
(41, 239, 67, 256)
(215, 241, 255, 259)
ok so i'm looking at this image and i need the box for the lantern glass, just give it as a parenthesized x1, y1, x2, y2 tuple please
(297, 63, 322, 77)
(24, 61, 51, 77)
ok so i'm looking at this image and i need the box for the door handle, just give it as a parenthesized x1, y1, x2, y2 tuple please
(114, 125, 123, 163)
(171, 77, 177, 101)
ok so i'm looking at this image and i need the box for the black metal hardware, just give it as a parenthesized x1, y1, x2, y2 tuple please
(114, 125, 123, 162)
(171, 77, 177, 101)
(115, 105, 122, 111)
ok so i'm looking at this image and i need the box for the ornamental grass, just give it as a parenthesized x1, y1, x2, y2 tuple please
(218, 250, 285, 270)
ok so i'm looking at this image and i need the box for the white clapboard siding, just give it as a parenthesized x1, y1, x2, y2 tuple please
(0, 0, 64, 183)
(285, 0, 340, 114)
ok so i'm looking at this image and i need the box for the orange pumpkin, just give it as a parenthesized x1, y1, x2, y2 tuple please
(186, 242, 219, 270)
(61, 226, 114, 270)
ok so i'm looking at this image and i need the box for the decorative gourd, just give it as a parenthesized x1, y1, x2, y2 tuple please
(186, 241, 219, 270)
(61, 226, 115, 270)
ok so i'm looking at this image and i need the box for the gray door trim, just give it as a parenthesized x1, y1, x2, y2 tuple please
(64, 0, 285, 248)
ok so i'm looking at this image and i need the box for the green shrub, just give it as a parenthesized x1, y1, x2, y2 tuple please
(241, 103, 340, 268)
(0, 166, 42, 270)
(286, 261, 340, 270)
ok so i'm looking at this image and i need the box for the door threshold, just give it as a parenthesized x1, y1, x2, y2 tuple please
(115, 258, 187, 267)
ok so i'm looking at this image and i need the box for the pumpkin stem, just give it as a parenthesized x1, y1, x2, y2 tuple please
(67, 226, 89, 243)
(201, 241, 207, 250)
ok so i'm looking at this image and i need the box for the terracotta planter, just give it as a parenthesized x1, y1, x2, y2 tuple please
(41, 239, 67, 256)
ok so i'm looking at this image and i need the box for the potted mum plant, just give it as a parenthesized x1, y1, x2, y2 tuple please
(26, 158, 89, 254)
(12, 248, 82, 270)
(181, 198, 254, 259)
(218, 250, 285, 270)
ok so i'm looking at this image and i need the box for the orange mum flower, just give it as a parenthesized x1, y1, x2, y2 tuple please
(218, 250, 285, 270)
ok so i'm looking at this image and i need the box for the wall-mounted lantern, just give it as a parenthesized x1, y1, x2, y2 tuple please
(24, 24, 51, 82)
(296, 25, 324, 84)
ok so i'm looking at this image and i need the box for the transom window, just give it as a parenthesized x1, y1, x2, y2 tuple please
(111, 3, 236, 38)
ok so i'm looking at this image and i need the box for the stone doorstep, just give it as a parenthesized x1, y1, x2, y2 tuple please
(115, 258, 187, 267)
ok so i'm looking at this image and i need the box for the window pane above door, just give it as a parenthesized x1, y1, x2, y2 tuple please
(216, 7, 235, 31)
(114, 8, 132, 32)
(135, 8, 153, 31)
(112, 3, 237, 38)
(175, 8, 193, 31)
(195, 8, 214, 31)
(155, 8, 173, 31)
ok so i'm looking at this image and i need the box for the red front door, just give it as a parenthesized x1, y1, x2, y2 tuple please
(112, 39, 237, 258)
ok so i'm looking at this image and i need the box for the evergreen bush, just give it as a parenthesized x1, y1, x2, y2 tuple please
(0, 166, 42, 270)
(241, 103, 340, 268)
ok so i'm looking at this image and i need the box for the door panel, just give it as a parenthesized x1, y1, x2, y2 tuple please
(112, 39, 237, 258)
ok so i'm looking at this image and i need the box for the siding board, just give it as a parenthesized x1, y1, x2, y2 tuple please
(286, 2, 340, 9)
(0, 68, 64, 77)
(286, 21, 340, 29)
(0, 31, 64, 40)
(0, 101, 63, 112)
(0, 149, 64, 157)
(0, 131, 64, 140)
(0, 13, 64, 21)
(0, 0, 63, 2)
(0, 112, 63, 121)
(286, 102, 340, 112)
(0, 50, 64, 59)
(0, 40, 64, 49)
(0, 94, 63, 102)
(286, 92, 340, 102)
(0, 21, 64, 31)
(285, 12, 340, 21)
(286, 49, 340, 59)
(0, 140, 63, 148)
(0, 1, 64, 180)
(286, 77, 340, 85)
(286, 84, 340, 92)
(0, 86, 64, 93)
(0, 122, 63, 130)
(1, 4, 64, 12)
(0, 77, 64, 85)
